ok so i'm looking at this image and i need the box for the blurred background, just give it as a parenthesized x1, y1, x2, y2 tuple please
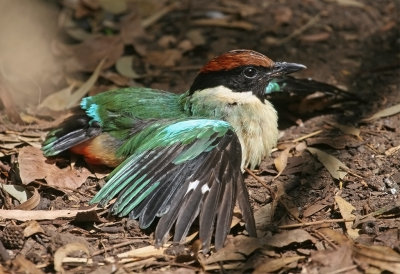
(0, 0, 398, 119)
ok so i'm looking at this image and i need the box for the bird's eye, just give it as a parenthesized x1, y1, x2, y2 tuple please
(243, 67, 257, 78)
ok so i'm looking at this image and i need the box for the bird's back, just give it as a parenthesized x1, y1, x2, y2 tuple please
(42, 87, 188, 166)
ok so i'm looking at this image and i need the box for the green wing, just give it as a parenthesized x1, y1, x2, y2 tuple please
(90, 119, 256, 252)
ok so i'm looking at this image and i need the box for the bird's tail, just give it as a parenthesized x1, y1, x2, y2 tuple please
(42, 113, 102, 157)
(267, 76, 360, 117)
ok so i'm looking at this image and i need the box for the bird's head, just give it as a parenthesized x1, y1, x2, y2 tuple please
(189, 49, 306, 101)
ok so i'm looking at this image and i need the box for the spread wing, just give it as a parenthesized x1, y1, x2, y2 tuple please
(90, 119, 256, 252)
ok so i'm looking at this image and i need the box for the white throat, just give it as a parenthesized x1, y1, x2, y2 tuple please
(189, 86, 279, 170)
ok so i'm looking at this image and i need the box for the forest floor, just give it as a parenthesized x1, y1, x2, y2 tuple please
(0, 0, 399, 273)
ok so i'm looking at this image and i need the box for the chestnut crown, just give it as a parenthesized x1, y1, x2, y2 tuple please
(189, 49, 306, 100)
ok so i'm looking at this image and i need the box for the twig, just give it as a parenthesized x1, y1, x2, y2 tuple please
(272, 14, 321, 45)
(192, 18, 255, 31)
(281, 200, 303, 223)
(339, 167, 363, 179)
(365, 202, 400, 218)
(290, 129, 323, 143)
(278, 218, 355, 229)
(142, 2, 180, 29)
(364, 143, 379, 154)
(245, 168, 269, 189)
(92, 239, 147, 256)
(279, 203, 400, 229)
(312, 229, 338, 250)
(143, 261, 200, 271)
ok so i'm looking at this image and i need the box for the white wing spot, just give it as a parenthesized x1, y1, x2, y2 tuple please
(201, 184, 210, 194)
(186, 180, 200, 195)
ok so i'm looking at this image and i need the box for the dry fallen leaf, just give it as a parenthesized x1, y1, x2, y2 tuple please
(54, 242, 90, 273)
(317, 228, 400, 272)
(0, 183, 40, 210)
(146, 49, 183, 67)
(206, 229, 314, 266)
(353, 244, 400, 273)
(307, 147, 348, 180)
(186, 29, 206, 46)
(330, 123, 361, 139)
(54, 35, 124, 72)
(311, 243, 354, 273)
(206, 235, 263, 264)
(335, 195, 359, 239)
(273, 147, 291, 179)
(254, 256, 305, 273)
(11, 255, 44, 274)
(0, 131, 43, 155)
(23, 220, 45, 237)
(254, 203, 274, 231)
(115, 56, 141, 78)
(38, 85, 75, 111)
(303, 199, 330, 218)
(19, 112, 45, 125)
(295, 142, 307, 152)
(16, 186, 40, 210)
(265, 229, 316, 248)
(318, 227, 349, 244)
(0, 183, 31, 203)
(98, 0, 127, 14)
(120, 12, 148, 54)
(385, 144, 400, 156)
(274, 6, 293, 25)
(101, 71, 131, 86)
(362, 103, 400, 122)
(18, 146, 92, 189)
(39, 59, 104, 111)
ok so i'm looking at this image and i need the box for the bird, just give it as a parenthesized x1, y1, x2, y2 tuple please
(42, 49, 306, 252)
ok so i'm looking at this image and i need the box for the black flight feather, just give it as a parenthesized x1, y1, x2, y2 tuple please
(42, 113, 102, 156)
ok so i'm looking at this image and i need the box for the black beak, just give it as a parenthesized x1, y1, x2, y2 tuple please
(270, 62, 307, 77)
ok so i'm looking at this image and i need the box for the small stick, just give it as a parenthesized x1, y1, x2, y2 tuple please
(92, 239, 147, 256)
(245, 168, 269, 189)
(278, 218, 355, 229)
(142, 3, 179, 29)
(290, 129, 323, 143)
(273, 14, 321, 46)
(339, 167, 363, 179)
(281, 201, 303, 223)
(312, 229, 338, 250)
